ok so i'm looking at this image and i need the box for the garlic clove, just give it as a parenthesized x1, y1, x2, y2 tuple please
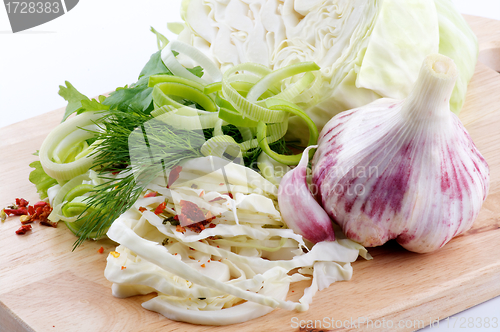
(312, 54, 489, 253)
(278, 146, 335, 243)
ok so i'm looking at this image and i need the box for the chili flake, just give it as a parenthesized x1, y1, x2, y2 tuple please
(38, 205, 53, 224)
(33, 201, 47, 209)
(97, 247, 104, 254)
(144, 192, 157, 198)
(121, 266, 126, 270)
(175, 225, 186, 233)
(154, 202, 166, 215)
(201, 264, 206, 268)
(178, 200, 205, 226)
(16, 198, 29, 207)
(138, 207, 147, 213)
(40, 219, 57, 228)
(209, 197, 226, 203)
(167, 165, 182, 188)
(4, 206, 28, 216)
(15, 224, 32, 235)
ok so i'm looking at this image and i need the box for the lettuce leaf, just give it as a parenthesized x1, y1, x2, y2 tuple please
(58, 82, 109, 121)
(58, 81, 91, 122)
(103, 51, 204, 113)
(29, 161, 58, 199)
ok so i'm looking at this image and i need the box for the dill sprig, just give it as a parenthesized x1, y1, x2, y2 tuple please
(72, 111, 205, 249)
(72, 112, 291, 249)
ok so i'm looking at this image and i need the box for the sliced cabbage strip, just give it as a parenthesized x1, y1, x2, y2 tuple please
(105, 161, 371, 325)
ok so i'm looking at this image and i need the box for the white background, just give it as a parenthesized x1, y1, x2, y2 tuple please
(1, 1, 499, 331)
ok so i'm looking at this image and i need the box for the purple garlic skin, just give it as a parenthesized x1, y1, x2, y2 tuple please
(278, 146, 335, 243)
(311, 54, 490, 253)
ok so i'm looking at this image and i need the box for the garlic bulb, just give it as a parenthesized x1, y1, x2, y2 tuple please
(278, 146, 335, 243)
(311, 54, 489, 253)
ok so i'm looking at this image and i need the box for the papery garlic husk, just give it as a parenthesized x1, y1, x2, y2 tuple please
(311, 54, 489, 253)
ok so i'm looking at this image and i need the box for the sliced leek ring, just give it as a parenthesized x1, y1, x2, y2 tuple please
(161, 40, 222, 84)
(257, 99, 318, 165)
(39, 111, 104, 181)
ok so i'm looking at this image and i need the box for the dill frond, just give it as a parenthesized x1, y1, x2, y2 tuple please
(72, 111, 205, 249)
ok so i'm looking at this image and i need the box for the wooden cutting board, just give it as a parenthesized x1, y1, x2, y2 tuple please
(1, 15, 499, 332)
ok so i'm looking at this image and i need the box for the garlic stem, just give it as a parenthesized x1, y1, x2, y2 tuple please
(402, 54, 459, 120)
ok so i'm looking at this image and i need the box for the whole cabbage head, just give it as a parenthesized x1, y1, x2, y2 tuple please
(175, 0, 477, 143)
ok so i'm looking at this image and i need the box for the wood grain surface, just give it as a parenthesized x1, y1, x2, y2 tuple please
(1, 15, 499, 332)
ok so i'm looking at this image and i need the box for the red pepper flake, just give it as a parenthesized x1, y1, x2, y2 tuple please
(188, 255, 195, 260)
(38, 205, 53, 224)
(144, 192, 157, 198)
(167, 165, 182, 188)
(138, 207, 147, 213)
(228, 193, 234, 199)
(179, 200, 206, 226)
(15, 224, 32, 235)
(4, 207, 28, 216)
(201, 264, 206, 268)
(97, 247, 104, 254)
(154, 202, 166, 215)
(121, 266, 126, 270)
(27, 205, 35, 216)
(208, 259, 211, 262)
(219, 183, 224, 186)
(209, 197, 226, 203)
(33, 201, 47, 209)
(175, 225, 186, 233)
(174, 253, 178, 255)
(16, 198, 29, 207)
(209, 223, 216, 228)
(216, 246, 219, 248)
(40, 219, 58, 228)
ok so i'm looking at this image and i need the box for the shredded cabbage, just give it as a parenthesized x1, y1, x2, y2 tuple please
(175, 0, 478, 144)
(104, 157, 371, 325)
